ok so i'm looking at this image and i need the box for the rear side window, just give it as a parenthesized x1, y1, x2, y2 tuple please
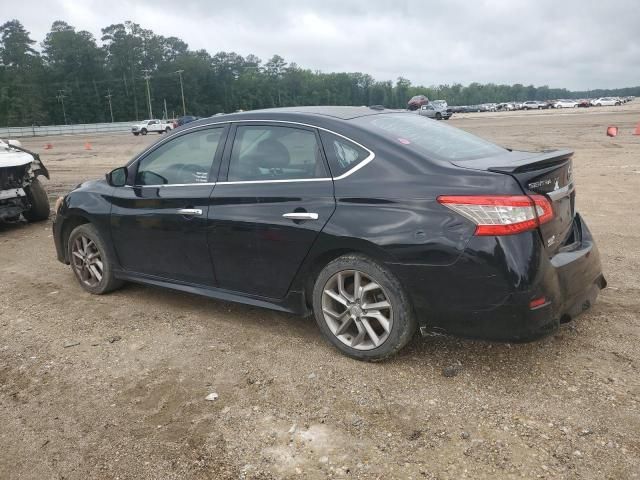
(319, 131, 370, 177)
(228, 125, 327, 181)
(357, 113, 505, 161)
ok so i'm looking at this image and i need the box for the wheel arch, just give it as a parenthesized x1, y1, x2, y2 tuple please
(297, 237, 396, 308)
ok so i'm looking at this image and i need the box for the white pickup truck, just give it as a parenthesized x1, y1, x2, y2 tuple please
(131, 119, 174, 136)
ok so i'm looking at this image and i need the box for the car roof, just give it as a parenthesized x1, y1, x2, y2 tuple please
(192, 106, 407, 124)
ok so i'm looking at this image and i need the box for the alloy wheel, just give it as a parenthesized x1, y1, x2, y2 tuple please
(71, 235, 104, 287)
(321, 270, 393, 350)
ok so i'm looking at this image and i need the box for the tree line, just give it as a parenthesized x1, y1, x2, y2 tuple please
(1, 19, 638, 127)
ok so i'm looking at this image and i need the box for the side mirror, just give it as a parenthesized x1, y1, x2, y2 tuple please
(106, 166, 128, 187)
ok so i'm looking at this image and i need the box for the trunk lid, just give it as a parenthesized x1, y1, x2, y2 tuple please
(451, 149, 576, 254)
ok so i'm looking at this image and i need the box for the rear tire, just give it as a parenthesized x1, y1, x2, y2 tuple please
(23, 178, 50, 222)
(165, 127, 171, 133)
(68, 223, 123, 295)
(312, 254, 417, 361)
(133, 132, 139, 136)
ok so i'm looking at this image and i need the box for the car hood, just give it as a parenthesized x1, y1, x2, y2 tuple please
(0, 146, 33, 168)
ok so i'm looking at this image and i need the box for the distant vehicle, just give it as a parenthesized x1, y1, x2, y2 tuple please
(450, 105, 479, 113)
(591, 97, 621, 107)
(554, 99, 579, 109)
(497, 103, 516, 111)
(577, 99, 591, 108)
(430, 100, 448, 109)
(176, 115, 199, 127)
(522, 101, 550, 110)
(521, 101, 542, 110)
(418, 103, 452, 120)
(477, 103, 498, 112)
(131, 119, 174, 136)
(407, 95, 429, 111)
(0, 139, 50, 223)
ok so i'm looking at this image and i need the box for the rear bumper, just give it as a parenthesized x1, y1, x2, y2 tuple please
(391, 213, 606, 341)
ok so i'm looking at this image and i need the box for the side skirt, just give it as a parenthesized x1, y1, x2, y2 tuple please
(114, 270, 310, 316)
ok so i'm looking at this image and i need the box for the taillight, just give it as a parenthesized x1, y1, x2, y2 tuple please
(437, 194, 553, 236)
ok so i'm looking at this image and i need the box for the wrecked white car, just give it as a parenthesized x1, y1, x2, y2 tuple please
(0, 139, 50, 222)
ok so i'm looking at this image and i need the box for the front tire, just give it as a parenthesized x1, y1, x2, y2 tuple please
(68, 223, 123, 295)
(435, 112, 442, 120)
(312, 254, 417, 361)
(23, 178, 50, 222)
(165, 127, 171, 133)
(141, 128, 148, 135)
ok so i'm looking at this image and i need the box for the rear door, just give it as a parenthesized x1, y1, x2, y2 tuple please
(208, 123, 335, 299)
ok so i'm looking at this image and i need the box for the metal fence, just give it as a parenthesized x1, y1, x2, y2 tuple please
(0, 121, 136, 138)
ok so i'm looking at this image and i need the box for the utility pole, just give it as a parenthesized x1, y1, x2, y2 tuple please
(163, 98, 168, 120)
(56, 90, 68, 125)
(142, 69, 153, 119)
(105, 90, 114, 123)
(173, 70, 186, 116)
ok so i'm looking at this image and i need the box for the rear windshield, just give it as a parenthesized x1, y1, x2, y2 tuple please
(356, 113, 506, 161)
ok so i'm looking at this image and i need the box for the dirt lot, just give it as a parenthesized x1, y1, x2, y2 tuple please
(1, 104, 639, 479)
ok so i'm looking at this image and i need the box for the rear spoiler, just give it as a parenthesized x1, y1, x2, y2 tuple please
(451, 149, 573, 174)
(5, 143, 49, 179)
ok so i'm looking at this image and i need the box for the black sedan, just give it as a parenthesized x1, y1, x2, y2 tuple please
(52, 106, 606, 361)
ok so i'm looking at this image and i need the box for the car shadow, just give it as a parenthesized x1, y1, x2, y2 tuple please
(112, 280, 578, 377)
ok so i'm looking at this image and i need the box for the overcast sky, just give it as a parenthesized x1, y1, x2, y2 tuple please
(5, 0, 640, 90)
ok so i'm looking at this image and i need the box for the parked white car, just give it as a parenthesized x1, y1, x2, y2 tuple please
(591, 97, 622, 107)
(554, 99, 579, 108)
(131, 119, 174, 136)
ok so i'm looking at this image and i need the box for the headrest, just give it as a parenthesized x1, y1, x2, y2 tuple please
(254, 139, 290, 168)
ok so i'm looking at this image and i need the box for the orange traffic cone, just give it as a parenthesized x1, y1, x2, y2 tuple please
(633, 122, 640, 136)
(84, 142, 92, 150)
(606, 126, 618, 137)
(44, 143, 53, 150)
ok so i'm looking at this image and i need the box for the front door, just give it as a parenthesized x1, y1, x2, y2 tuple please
(110, 126, 227, 286)
(208, 123, 335, 299)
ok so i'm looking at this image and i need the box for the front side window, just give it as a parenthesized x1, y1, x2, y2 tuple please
(136, 128, 223, 185)
(228, 125, 327, 181)
(319, 131, 370, 177)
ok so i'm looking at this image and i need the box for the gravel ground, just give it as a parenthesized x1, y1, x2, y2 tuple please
(1, 104, 639, 479)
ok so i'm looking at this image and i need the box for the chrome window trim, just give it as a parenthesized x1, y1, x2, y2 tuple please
(129, 119, 375, 187)
(218, 177, 332, 186)
(125, 182, 217, 188)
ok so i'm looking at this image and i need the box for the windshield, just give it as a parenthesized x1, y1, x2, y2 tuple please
(356, 113, 506, 161)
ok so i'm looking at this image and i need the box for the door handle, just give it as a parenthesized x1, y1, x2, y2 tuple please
(282, 212, 319, 220)
(177, 208, 203, 216)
